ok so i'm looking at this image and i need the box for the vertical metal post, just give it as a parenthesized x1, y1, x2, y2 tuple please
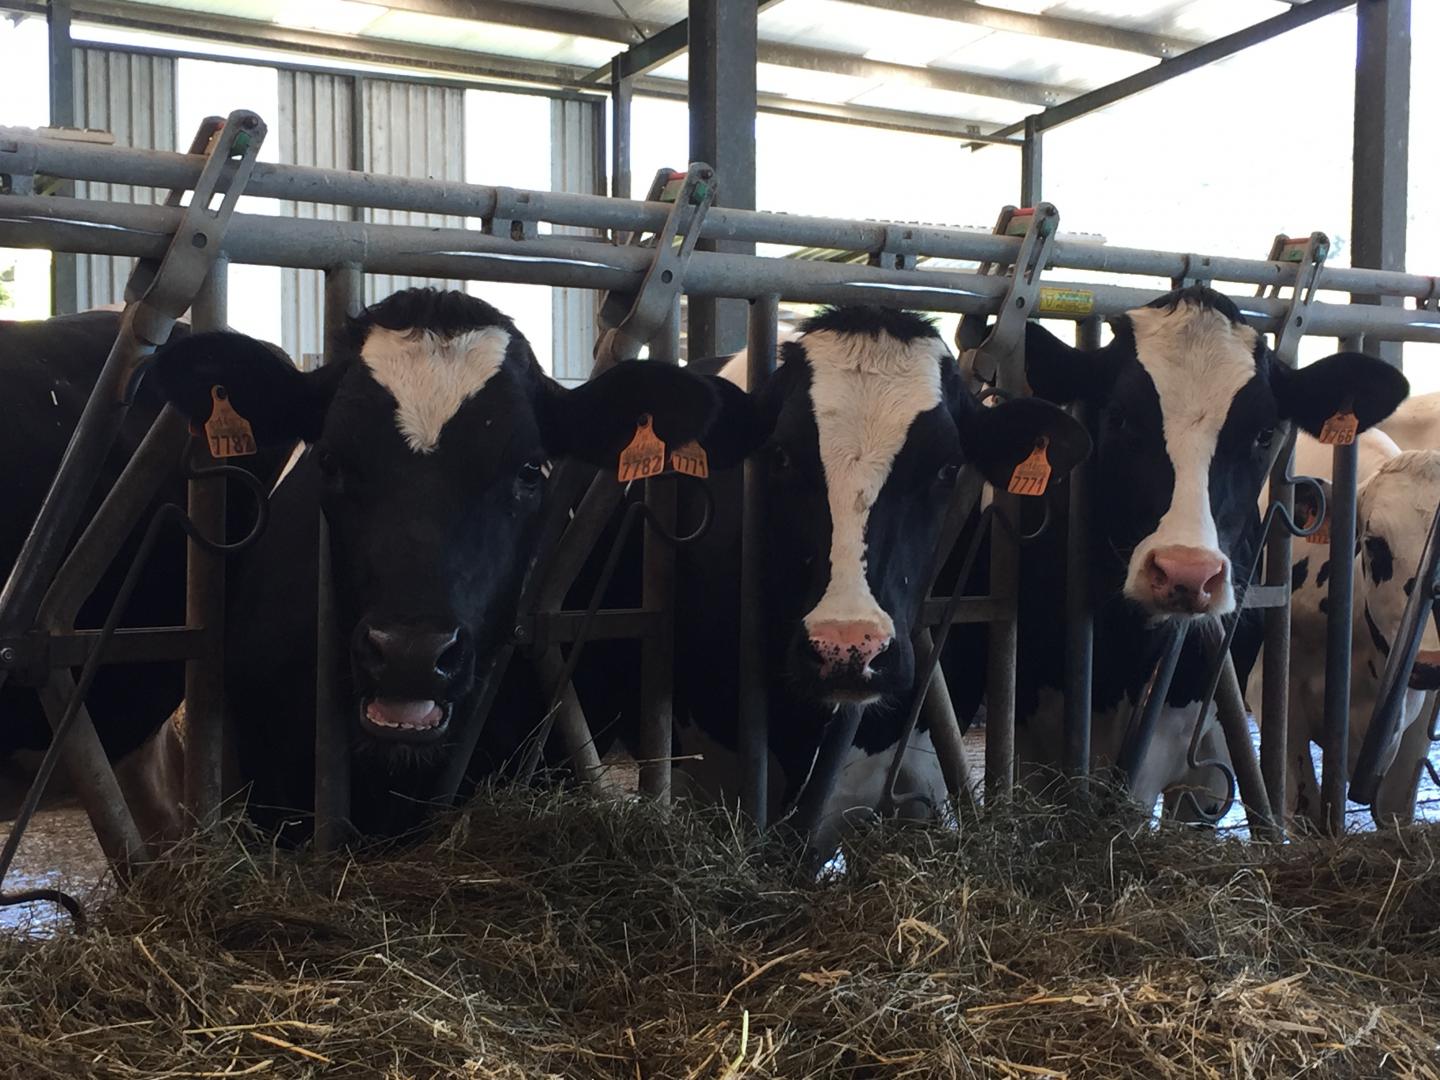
(638, 297, 680, 802)
(916, 630, 975, 806)
(314, 263, 361, 851)
(182, 257, 228, 830)
(1321, 439, 1359, 834)
(739, 294, 778, 826)
(610, 58, 633, 203)
(1350, 0, 1411, 368)
(1020, 115, 1043, 208)
(1261, 428, 1296, 825)
(1063, 317, 1098, 784)
(687, 0, 756, 358)
(47, 0, 77, 316)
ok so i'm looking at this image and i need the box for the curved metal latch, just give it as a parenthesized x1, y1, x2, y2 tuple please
(955, 202, 1059, 391)
(593, 163, 716, 372)
(1257, 231, 1330, 368)
(124, 110, 267, 354)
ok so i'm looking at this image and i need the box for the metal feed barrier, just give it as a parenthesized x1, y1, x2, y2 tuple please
(1, 114, 1439, 900)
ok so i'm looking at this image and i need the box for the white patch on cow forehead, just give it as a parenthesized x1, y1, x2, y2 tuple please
(361, 324, 510, 453)
(803, 329, 946, 632)
(1123, 302, 1260, 615)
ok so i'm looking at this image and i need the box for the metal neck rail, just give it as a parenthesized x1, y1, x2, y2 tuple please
(3, 134, 1440, 337)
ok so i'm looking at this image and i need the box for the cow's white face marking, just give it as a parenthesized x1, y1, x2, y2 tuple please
(361, 325, 510, 453)
(801, 329, 945, 638)
(1125, 301, 1260, 616)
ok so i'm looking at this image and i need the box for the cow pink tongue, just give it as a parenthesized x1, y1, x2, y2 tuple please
(366, 698, 443, 730)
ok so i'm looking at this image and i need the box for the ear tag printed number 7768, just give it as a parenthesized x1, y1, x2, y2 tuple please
(203, 385, 257, 459)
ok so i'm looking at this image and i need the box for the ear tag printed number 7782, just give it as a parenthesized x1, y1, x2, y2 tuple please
(203, 385, 257, 459)
(618, 414, 667, 482)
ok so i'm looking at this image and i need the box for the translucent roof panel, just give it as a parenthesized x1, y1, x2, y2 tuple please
(1043, 0, 1291, 38)
(361, 9, 619, 67)
(759, 0, 993, 64)
(933, 31, 1155, 93)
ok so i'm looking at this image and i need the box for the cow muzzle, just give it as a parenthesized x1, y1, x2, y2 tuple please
(1141, 546, 1228, 616)
(352, 620, 473, 742)
(803, 619, 894, 702)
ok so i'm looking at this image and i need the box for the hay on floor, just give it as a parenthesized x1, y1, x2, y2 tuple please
(2, 788, 1438, 1079)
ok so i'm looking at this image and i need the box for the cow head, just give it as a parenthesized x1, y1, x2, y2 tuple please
(726, 306, 1089, 705)
(1025, 287, 1408, 621)
(153, 288, 732, 749)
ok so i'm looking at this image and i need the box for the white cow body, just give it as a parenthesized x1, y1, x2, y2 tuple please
(1280, 439, 1440, 827)
(1378, 390, 1440, 452)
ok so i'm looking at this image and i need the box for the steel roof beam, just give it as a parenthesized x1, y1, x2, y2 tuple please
(848, 0, 1201, 59)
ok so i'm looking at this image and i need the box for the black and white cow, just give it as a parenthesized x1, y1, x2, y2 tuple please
(586, 306, 1089, 852)
(149, 287, 744, 837)
(1280, 433, 1440, 826)
(1, 312, 190, 825)
(993, 286, 1408, 814)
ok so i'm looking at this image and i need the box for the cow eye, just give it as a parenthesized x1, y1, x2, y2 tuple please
(314, 447, 340, 478)
(1255, 427, 1275, 451)
(770, 444, 791, 471)
(517, 459, 545, 485)
(937, 462, 961, 486)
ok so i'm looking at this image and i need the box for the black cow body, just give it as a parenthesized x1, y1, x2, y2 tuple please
(152, 288, 744, 838)
(975, 287, 1408, 813)
(0, 312, 189, 812)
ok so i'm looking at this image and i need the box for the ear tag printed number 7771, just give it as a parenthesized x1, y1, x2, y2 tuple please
(1007, 436, 1051, 497)
(203, 385, 257, 459)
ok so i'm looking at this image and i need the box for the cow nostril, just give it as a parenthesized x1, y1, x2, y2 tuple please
(435, 633, 465, 677)
(360, 627, 389, 669)
(1144, 553, 1168, 591)
(1202, 567, 1226, 599)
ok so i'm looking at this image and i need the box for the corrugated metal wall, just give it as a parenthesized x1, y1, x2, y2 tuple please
(71, 48, 176, 309)
(276, 75, 467, 363)
(361, 79, 467, 305)
(550, 97, 605, 385)
(277, 70, 353, 366)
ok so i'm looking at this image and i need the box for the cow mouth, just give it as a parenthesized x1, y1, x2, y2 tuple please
(359, 697, 452, 742)
(1408, 650, 1440, 690)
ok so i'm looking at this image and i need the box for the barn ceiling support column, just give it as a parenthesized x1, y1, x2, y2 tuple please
(1020, 115, 1042, 207)
(48, 0, 77, 315)
(611, 58, 632, 201)
(688, 0, 757, 358)
(1350, 0, 1410, 367)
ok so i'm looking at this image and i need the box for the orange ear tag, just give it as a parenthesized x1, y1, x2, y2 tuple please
(617, 414, 666, 482)
(1007, 436, 1051, 497)
(1318, 410, 1358, 446)
(669, 440, 709, 479)
(1297, 503, 1331, 545)
(203, 385, 257, 458)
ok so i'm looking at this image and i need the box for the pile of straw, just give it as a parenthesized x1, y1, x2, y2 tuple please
(2, 788, 1437, 1078)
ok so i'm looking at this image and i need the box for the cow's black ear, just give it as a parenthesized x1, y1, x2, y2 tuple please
(960, 396, 1092, 490)
(538, 360, 721, 470)
(1023, 320, 1119, 405)
(151, 331, 341, 445)
(692, 374, 773, 469)
(1272, 351, 1409, 437)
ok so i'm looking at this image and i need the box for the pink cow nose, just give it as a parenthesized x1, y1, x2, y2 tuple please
(1144, 546, 1227, 613)
(808, 620, 891, 678)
